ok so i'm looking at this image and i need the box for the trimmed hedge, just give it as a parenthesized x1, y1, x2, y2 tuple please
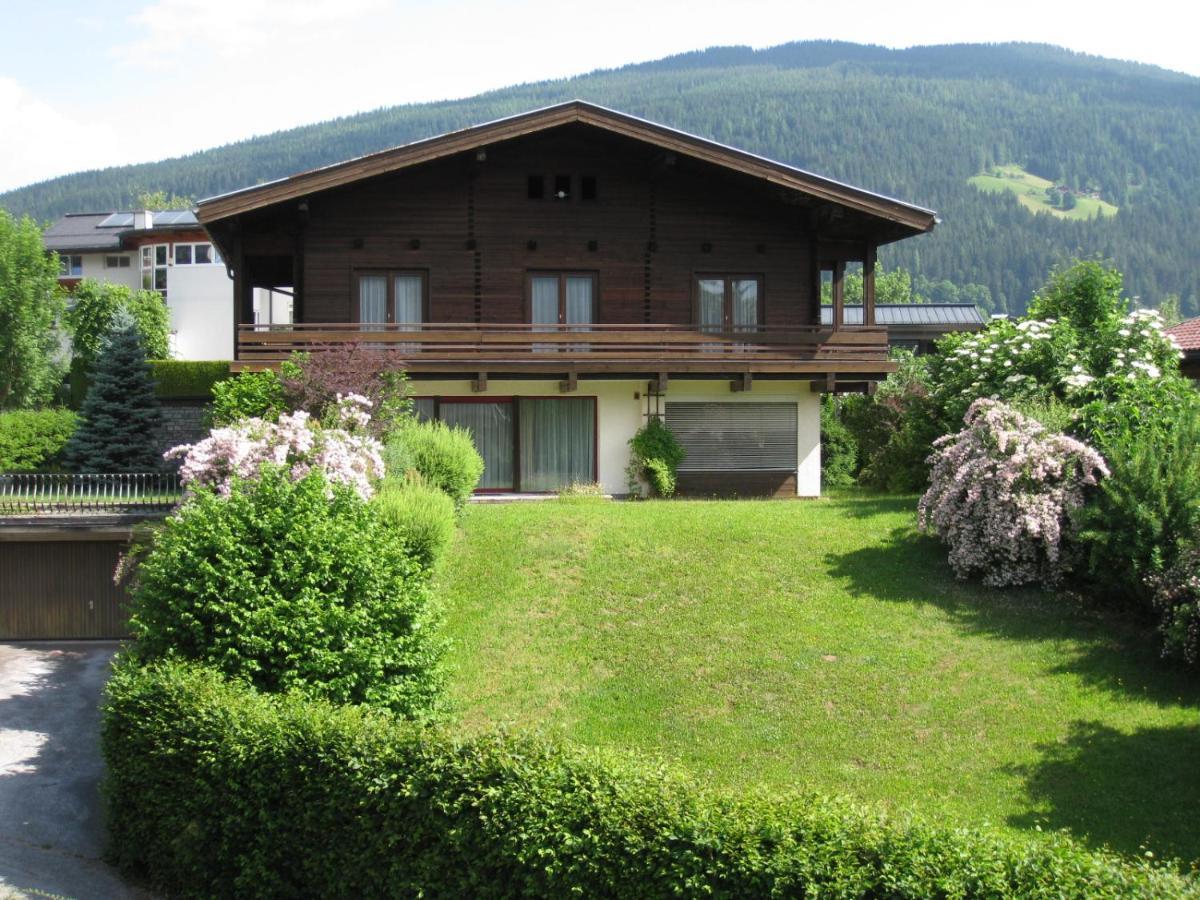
(149, 360, 233, 399)
(102, 660, 1197, 900)
(0, 408, 77, 471)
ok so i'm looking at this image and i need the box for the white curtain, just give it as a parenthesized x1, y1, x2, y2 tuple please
(732, 279, 759, 330)
(531, 276, 559, 329)
(394, 274, 423, 328)
(359, 275, 387, 330)
(698, 279, 724, 332)
(565, 276, 593, 328)
(440, 402, 514, 490)
(519, 398, 595, 491)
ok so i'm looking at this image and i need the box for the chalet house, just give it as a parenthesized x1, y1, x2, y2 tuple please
(42, 211, 290, 360)
(198, 101, 938, 497)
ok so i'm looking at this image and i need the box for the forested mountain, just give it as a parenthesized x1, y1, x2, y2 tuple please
(5, 41, 1199, 315)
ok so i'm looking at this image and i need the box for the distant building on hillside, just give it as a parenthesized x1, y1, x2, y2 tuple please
(42, 210, 290, 360)
(1167, 317, 1200, 380)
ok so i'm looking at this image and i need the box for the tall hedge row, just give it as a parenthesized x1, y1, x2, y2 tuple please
(102, 661, 1196, 900)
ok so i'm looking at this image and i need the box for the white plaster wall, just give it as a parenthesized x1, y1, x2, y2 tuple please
(74, 252, 140, 290)
(409, 378, 821, 496)
(167, 264, 233, 360)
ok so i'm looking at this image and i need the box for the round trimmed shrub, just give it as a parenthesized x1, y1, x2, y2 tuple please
(373, 476, 457, 570)
(127, 466, 443, 717)
(386, 420, 484, 511)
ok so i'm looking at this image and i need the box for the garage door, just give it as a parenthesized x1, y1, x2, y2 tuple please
(0, 537, 133, 639)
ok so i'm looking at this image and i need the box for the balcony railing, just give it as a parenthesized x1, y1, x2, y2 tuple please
(236, 323, 892, 375)
(0, 472, 183, 516)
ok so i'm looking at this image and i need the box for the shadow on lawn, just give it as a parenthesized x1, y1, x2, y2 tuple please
(823, 527, 1200, 709)
(1006, 720, 1200, 864)
(819, 492, 919, 520)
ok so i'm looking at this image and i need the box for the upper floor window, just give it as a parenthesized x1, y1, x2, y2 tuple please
(58, 255, 82, 278)
(695, 275, 762, 332)
(356, 271, 427, 330)
(104, 255, 131, 269)
(173, 242, 221, 265)
(528, 272, 595, 327)
(142, 245, 168, 297)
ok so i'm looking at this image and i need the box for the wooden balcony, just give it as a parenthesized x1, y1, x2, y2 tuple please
(234, 323, 895, 379)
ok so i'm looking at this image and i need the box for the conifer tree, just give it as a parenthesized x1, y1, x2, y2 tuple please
(64, 310, 163, 472)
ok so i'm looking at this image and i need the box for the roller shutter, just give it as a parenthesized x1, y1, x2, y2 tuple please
(665, 402, 797, 472)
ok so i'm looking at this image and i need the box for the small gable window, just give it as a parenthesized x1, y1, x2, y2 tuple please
(553, 174, 571, 200)
(580, 175, 597, 201)
(527, 175, 545, 200)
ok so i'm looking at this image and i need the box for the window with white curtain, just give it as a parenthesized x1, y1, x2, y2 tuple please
(356, 271, 427, 331)
(694, 275, 762, 331)
(527, 272, 595, 327)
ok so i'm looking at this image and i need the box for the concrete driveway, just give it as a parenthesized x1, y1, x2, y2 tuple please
(0, 642, 150, 900)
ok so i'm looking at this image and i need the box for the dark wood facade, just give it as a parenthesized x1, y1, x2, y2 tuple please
(200, 102, 936, 382)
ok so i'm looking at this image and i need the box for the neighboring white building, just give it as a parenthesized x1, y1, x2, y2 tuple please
(43, 210, 290, 361)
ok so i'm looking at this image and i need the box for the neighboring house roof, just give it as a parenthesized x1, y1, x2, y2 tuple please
(42, 210, 203, 253)
(1167, 316, 1200, 352)
(42, 214, 124, 252)
(819, 304, 986, 328)
(197, 100, 938, 240)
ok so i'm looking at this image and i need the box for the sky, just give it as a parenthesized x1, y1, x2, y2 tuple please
(0, 0, 1196, 194)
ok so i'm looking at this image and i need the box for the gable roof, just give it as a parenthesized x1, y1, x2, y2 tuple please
(196, 100, 938, 237)
(1168, 316, 1200, 352)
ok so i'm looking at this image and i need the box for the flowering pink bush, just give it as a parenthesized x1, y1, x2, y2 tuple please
(918, 399, 1109, 587)
(166, 393, 384, 499)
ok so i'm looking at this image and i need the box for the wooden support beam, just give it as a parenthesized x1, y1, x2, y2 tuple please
(559, 370, 578, 393)
(832, 260, 845, 331)
(808, 234, 821, 325)
(648, 372, 669, 393)
(810, 373, 837, 393)
(867, 381, 879, 396)
(730, 372, 753, 392)
(863, 242, 877, 328)
(471, 372, 488, 392)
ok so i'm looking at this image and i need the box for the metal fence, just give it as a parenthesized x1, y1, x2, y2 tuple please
(0, 472, 183, 515)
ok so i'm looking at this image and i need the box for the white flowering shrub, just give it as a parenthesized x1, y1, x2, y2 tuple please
(918, 400, 1109, 587)
(166, 393, 385, 500)
(930, 262, 1183, 430)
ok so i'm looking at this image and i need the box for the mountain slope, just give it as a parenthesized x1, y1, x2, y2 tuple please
(5, 41, 1199, 315)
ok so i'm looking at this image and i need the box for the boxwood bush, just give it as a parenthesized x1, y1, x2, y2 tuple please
(102, 660, 1196, 900)
(126, 467, 443, 717)
(0, 409, 77, 471)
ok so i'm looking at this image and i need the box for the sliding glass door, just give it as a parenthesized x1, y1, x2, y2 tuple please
(421, 397, 596, 492)
(439, 401, 514, 490)
(518, 398, 595, 492)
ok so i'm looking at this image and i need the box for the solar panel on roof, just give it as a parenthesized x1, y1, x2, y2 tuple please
(98, 213, 134, 228)
(153, 210, 197, 225)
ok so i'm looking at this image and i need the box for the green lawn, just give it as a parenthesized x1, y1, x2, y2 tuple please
(437, 494, 1200, 863)
(969, 163, 1119, 220)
